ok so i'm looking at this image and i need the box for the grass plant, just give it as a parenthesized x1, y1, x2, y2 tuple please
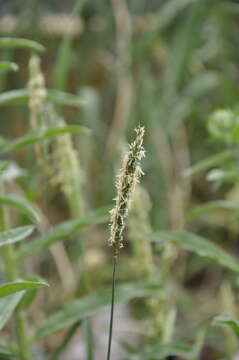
(2, 1, 239, 359)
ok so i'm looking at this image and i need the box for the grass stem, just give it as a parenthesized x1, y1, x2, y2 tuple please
(106, 255, 117, 360)
(0, 185, 31, 360)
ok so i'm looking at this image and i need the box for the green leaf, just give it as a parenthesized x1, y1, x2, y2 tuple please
(188, 201, 239, 221)
(18, 207, 109, 258)
(0, 125, 90, 154)
(0, 89, 85, 107)
(0, 279, 49, 298)
(213, 314, 239, 338)
(17, 289, 37, 310)
(206, 169, 239, 183)
(49, 89, 85, 107)
(0, 225, 34, 247)
(0, 38, 44, 52)
(0, 89, 28, 105)
(183, 150, 233, 177)
(150, 231, 239, 273)
(17, 276, 47, 310)
(0, 194, 40, 222)
(0, 292, 25, 330)
(35, 282, 163, 339)
(125, 343, 195, 360)
(0, 61, 18, 72)
(124, 330, 205, 360)
(0, 161, 9, 173)
(0, 345, 16, 358)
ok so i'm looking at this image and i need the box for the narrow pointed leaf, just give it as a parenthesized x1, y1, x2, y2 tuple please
(0, 292, 25, 330)
(0, 194, 40, 222)
(0, 38, 44, 52)
(35, 282, 163, 339)
(188, 201, 239, 221)
(18, 207, 109, 258)
(17, 276, 48, 310)
(213, 314, 239, 339)
(125, 343, 196, 360)
(0, 89, 85, 107)
(0, 89, 28, 105)
(183, 150, 233, 177)
(0, 279, 49, 298)
(0, 225, 34, 247)
(0, 125, 90, 154)
(0, 61, 18, 72)
(150, 231, 239, 273)
(48, 89, 85, 107)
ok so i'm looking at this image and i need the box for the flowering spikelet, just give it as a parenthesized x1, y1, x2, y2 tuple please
(28, 55, 49, 173)
(28, 55, 47, 130)
(109, 126, 145, 256)
(50, 118, 84, 217)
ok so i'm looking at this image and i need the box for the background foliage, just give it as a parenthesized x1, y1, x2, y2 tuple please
(1, 0, 239, 359)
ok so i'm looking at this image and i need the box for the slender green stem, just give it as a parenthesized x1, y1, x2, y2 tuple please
(0, 185, 31, 360)
(15, 311, 31, 360)
(85, 319, 94, 360)
(106, 255, 117, 360)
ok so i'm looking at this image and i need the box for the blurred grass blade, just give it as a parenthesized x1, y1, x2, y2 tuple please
(53, 0, 85, 91)
(0, 89, 85, 107)
(48, 89, 86, 107)
(0, 279, 49, 298)
(0, 225, 34, 247)
(50, 321, 81, 360)
(150, 231, 239, 273)
(133, 0, 195, 59)
(53, 38, 73, 91)
(0, 61, 18, 72)
(0, 89, 28, 105)
(0, 38, 44, 52)
(34, 282, 163, 339)
(163, 0, 208, 93)
(126, 342, 197, 359)
(169, 72, 219, 131)
(0, 292, 25, 330)
(19, 207, 109, 258)
(17, 276, 48, 310)
(125, 330, 205, 359)
(0, 125, 90, 154)
(0, 345, 16, 358)
(183, 150, 233, 177)
(0, 194, 41, 222)
(213, 314, 239, 339)
(188, 201, 239, 221)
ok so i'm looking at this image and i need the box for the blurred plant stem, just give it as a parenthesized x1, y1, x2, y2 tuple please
(0, 183, 31, 360)
(105, 0, 133, 162)
(53, 0, 85, 92)
(220, 282, 238, 357)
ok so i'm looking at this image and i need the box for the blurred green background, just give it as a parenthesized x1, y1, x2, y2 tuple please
(2, 0, 239, 359)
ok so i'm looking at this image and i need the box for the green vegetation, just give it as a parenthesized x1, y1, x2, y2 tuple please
(1, 1, 239, 359)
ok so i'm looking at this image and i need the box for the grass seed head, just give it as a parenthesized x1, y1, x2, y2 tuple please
(109, 126, 145, 256)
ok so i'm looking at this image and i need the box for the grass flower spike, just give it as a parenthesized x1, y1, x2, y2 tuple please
(109, 126, 145, 257)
